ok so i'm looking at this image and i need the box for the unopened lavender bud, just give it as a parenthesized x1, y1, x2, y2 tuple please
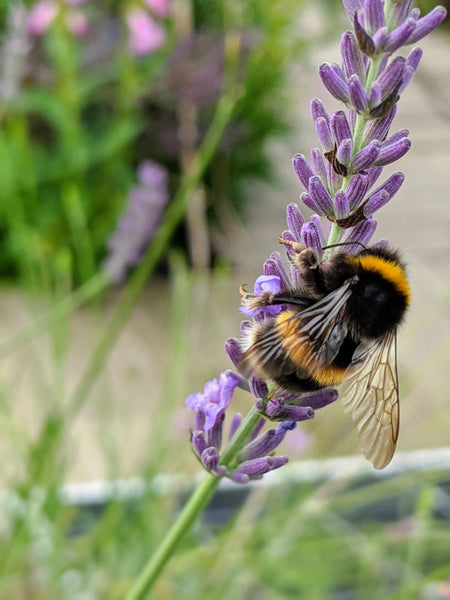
(374, 137, 411, 166)
(368, 82, 382, 110)
(383, 129, 409, 146)
(383, 18, 417, 53)
(310, 214, 326, 245)
(406, 47, 423, 72)
(229, 472, 249, 484)
(342, 215, 377, 248)
(301, 222, 322, 258)
(266, 401, 315, 422)
(249, 377, 269, 400)
(363, 189, 390, 216)
(207, 413, 224, 450)
(351, 139, 381, 171)
(310, 148, 328, 183)
(373, 27, 388, 49)
(297, 388, 339, 410)
(363, 105, 396, 144)
(309, 176, 334, 214)
(225, 338, 242, 368)
(330, 111, 353, 145)
(326, 160, 343, 194)
(334, 190, 350, 219)
(376, 57, 405, 101)
(228, 413, 242, 440)
(336, 138, 353, 167)
(354, 11, 376, 56)
(388, 0, 413, 29)
(192, 431, 207, 457)
(237, 455, 289, 478)
(373, 172, 405, 200)
(201, 446, 221, 471)
(301, 192, 322, 214)
(364, 0, 385, 34)
(264, 252, 291, 289)
(346, 173, 369, 210)
(311, 98, 330, 124)
(340, 30, 365, 81)
(195, 408, 205, 432)
(315, 117, 334, 153)
(240, 429, 280, 461)
(286, 203, 306, 241)
(348, 74, 369, 111)
(366, 165, 383, 188)
(319, 62, 349, 103)
(293, 154, 314, 190)
(247, 417, 266, 442)
(406, 6, 447, 45)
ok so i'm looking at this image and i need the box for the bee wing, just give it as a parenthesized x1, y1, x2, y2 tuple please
(296, 278, 355, 369)
(340, 331, 399, 469)
(239, 279, 355, 378)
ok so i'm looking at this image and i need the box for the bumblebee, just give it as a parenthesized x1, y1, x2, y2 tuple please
(238, 241, 411, 469)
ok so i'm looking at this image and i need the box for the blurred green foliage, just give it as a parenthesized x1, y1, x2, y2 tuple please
(0, 0, 307, 288)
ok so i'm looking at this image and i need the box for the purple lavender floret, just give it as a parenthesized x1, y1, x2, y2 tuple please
(186, 370, 316, 482)
(102, 160, 168, 284)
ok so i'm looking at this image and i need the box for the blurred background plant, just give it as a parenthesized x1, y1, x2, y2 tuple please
(0, 0, 449, 598)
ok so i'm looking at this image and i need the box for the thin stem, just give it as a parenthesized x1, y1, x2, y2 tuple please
(125, 473, 220, 600)
(125, 405, 261, 599)
(68, 89, 238, 419)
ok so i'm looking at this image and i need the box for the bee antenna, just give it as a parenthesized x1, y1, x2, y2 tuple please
(321, 241, 368, 252)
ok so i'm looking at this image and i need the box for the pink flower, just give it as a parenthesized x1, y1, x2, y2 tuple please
(66, 10, 89, 37)
(126, 8, 166, 56)
(144, 0, 170, 18)
(26, 0, 58, 36)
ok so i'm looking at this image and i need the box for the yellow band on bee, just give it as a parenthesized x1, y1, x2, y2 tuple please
(352, 255, 411, 305)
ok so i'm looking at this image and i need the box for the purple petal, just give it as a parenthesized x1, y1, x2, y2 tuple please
(315, 117, 334, 153)
(374, 137, 411, 166)
(191, 431, 207, 457)
(293, 154, 314, 190)
(310, 148, 328, 183)
(383, 18, 417, 53)
(330, 111, 353, 145)
(351, 139, 381, 171)
(286, 203, 306, 240)
(308, 176, 334, 214)
(336, 138, 353, 167)
(346, 173, 369, 210)
(225, 338, 242, 368)
(236, 455, 289, 478)
(311, 98, 330, 124)
(334, 190, 350, 219)
(363, 189, 390, 216)
(348, 74, 369, 111)
(364, 0, 385, 34)
(405, 6, 447, 44)
(354, 10, 376, 56)
(341, 30, 366, 81)
(319, 63, 349, 103)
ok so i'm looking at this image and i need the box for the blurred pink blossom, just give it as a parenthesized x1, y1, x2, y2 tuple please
(126, 8, 166, 56)
(144, 0, 170, 18)
(26, 0, 58, 36)
(66, 10, 89, 36)
(26, 0, 89, 37)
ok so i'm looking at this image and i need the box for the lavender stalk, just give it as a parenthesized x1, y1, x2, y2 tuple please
(127, 2, 446, 597)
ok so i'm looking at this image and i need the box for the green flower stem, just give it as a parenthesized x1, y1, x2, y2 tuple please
(125, 406, 261, 600)
(68, 89, 239, 419)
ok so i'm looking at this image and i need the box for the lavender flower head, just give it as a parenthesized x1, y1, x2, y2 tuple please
(103, 160, 168, 284)
(185, 0, 446, 481)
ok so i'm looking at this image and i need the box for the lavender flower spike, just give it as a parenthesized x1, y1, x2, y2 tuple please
(103, 160, 168, 284)
(184, 0, 446, 485)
